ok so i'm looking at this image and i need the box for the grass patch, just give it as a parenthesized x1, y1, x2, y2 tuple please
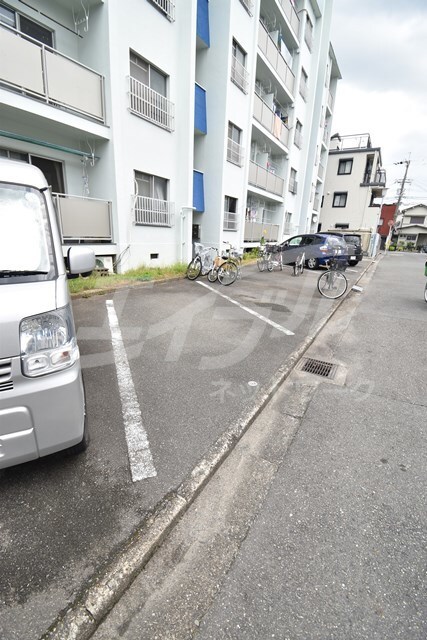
(68, 262, 187, 295)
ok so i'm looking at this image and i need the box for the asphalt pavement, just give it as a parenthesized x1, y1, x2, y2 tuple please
(88, 251, 427, 640)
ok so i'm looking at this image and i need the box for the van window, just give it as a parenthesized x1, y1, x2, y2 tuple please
(0, 183, 55, 283)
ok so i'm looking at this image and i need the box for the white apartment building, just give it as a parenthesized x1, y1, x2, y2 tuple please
(0, 0, 340, 272)
(319, 133, 387, 234)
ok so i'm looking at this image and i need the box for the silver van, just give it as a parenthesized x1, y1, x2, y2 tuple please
(0, 159, 95, 469)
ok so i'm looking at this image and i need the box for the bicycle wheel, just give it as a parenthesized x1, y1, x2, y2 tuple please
(257, 257, 265, 272)
(186, 257, 202, 280)
(267, 257, 274, 272)
(218, 261, 238, 286)
(207, 267, 218, 283)
(317, 270, 347, 299)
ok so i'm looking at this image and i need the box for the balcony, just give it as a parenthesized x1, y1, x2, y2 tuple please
(244, 220, 280, 242)
(224, 211, 239, 231)
(53, 194, 112, 242)
(258, 22, 295, 97)
(0, 24, 105, 123)
(231, 55, 250, 94)
(129, 76, 174, 131)
(288, 178, 298, 194)
(362, 169, 386, 186)
(276, 0, 300, 37)
(253, 93, 289, 147)
(149, 0, 175, 21)
(133, 196, 174, 227)
(249, 161, 284, 197)
(327, 91, 334, 112)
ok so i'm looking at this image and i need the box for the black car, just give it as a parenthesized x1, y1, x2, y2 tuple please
(276, 233, 349, 270)
(329, 232, 363, 265)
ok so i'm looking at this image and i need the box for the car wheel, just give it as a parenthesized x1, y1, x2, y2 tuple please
(306, 257, 319, 270)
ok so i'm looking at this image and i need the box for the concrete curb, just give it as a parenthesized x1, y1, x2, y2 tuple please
(41, 256, 382, 640)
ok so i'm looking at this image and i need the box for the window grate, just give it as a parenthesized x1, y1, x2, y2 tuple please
(300, 358, 336, 378)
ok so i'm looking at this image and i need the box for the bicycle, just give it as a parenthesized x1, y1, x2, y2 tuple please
(186, 243, 216, 280)
(266, 244, 283, 272)
(257, 245, 271, 272)
(206, 245, 239, 286)
(292, 251, 305, 277)
(317, 255, 348, 299)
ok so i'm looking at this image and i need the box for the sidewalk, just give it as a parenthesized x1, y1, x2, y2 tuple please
(43, 253, 427, 639)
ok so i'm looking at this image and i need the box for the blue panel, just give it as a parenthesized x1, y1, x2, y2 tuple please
(197, 0, 210, 47)
(193, 170, 205, 212)
(194, 84, 207, 134)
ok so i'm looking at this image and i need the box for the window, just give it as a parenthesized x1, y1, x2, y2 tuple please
(338, 159, 353, 175)
(134, 171, 173, 226)
(333, 192, 348, 207)
(227, 122, 243, 166)
(305, 15, 313, 50)
(224, 196, 238, 231)
(409, 216, 425, 225)
(335, 223, 349, 229)
(299, 69, 308, 100)
(148, 0, 175, 22)
(231, 39, 248, 93)
(129, 51, 174, 131)
(405, 235, 417, 241)
(0, 4, 53, 46)
(294, 121, 303, 148)
(289, 168, 298, 194)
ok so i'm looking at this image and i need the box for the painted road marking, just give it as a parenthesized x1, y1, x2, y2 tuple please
(197, 281, 295, 336)
(106, 300, 157, 482)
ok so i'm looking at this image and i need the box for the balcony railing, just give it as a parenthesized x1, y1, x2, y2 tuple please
(134, 196, 174, 227)
(244, 221, 280, 242)
(150, 0, 175, 21)
(288, 178, 298, 194)
(53, 194, 112, 242)
(313, 196, 320, 211)
(231, 55, 249, 94)
(239, 0, 254, 16)
(362, 169, 386, 186)
(129, 76, 174, 131)
(227, 138, 244, 166)
(253, 93, 289, 147)
(276, 0, 300, 36)
(223, 211, 239, 231)
(258, 22, 295, 96)
(0, 24, 105, 123)
(327, 91, 334, 111)
(249, 161, 284, 196)
(294, 129, 303, 149)
(318, 163, 325, 180)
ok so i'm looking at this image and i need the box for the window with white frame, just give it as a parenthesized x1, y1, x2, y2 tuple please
(333, 192, 348, 207)
(231, 39, 249, 93)
(134, 171, 173, 226)
(227, 122, 243, 166)
(289, 168, 298, 194)
(0, 2, 53, 46)
(299, 69, 308, 101)
(224, 196, 238, 231)
(294, 120, 303, 148)
(129, 51, 174, 131)
(338, 159, 353, 175)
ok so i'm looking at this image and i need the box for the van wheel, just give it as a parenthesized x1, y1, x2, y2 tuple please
(306, 257, 318, 270)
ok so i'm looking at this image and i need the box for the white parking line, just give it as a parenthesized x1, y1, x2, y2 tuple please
(197, 281, 295, 336)
(106, 300, 157, 482)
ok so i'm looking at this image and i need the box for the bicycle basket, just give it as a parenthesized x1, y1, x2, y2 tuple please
(266, 243, 279, 253)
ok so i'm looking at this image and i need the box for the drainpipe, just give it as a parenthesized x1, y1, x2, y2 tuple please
(180, 207, 195, 263)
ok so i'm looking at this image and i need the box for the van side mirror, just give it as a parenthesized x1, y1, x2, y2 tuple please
(67, 246, 96, 275)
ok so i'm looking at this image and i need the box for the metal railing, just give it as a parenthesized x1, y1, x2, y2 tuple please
(244, 220, 280, 242)
(53, 194, 112, 242)
(239, 0, 254, 16)
(129, 76, 174, 131)
(231, 55, 249, 94)
(227, 138, 244, 166)
(248, 161, 284, 196)
(253, 93, 289, 147)
(150, 0, 175, 21)
(258, 22, 295, 96)
(0, 24, 105, 123)
(223, 211, 239, 231)
(133, 195, 174, 227)
(276, 0, 300, 36)
(288, 178, 298, 194)
(318, 163, 325, 180)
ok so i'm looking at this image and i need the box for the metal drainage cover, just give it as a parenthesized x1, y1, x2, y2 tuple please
(299, 358, 337, 379)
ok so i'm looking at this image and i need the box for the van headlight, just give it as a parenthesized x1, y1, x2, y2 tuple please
(20, 305, 79, 377)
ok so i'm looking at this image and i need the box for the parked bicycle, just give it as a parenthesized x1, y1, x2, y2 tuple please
(317, 254, 348, 299)
(207, 243, 241, 286)
(292, 251, 305, 277)
(186, 243, 217, 280)
(266, 244, 283, 271)
(257, 245, 271, 272)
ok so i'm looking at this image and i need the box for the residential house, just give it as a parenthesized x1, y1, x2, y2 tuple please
(0, 0, 340, 271)
(395, 204, 427, 249)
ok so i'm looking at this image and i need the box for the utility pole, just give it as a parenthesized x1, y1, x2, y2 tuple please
(393, 159, 410, 247)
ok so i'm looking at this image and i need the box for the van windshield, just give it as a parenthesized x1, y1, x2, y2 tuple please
(0, 183, 55, 283)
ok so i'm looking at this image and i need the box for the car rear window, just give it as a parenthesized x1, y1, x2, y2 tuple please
(344, 235, 361, 245)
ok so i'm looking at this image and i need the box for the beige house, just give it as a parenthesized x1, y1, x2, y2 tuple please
(395, 204, 427, 249)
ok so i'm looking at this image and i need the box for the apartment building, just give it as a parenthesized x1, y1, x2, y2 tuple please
(0, 0, 340, 272)
(319, 133, 387, 234)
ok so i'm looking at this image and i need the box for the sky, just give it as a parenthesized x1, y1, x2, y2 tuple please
(329, 0, 427, 207)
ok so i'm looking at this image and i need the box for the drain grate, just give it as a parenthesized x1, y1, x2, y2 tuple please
(300, 358, 337, 379)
